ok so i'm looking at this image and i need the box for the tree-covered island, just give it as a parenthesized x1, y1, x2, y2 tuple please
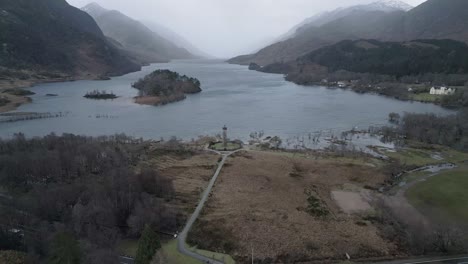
(132, 70, 202, 106)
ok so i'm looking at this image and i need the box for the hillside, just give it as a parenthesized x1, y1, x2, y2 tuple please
(229, 0, 468, 66)
(273, 39, 468, 106)
(142, 20, 210, 58)
(279, 0, 412, 42)
(0, 0, 140, 84)
(82, 3, 194, 64)
(295, 39, 468, 77)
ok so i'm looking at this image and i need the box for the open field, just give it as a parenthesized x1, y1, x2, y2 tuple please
(378, 145, 468, 167)
(188, 150, 399, 263)
(410, 93, 439, 103)
(139, 148, 219, 216)
(406, 167, 468, 224)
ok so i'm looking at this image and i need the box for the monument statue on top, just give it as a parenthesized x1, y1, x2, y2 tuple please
(222, 125, 228, 151)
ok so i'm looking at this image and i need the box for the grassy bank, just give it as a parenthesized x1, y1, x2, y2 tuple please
(118, 239, 234, 264)
(406, 168, 468, 223)
(378, 145, 468, 167)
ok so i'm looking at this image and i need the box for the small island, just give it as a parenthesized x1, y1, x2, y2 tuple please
(132, 69, 201, 106)
(84, 90, 118, 100)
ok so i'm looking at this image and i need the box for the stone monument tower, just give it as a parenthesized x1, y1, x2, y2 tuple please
(222, 125, 228, 150)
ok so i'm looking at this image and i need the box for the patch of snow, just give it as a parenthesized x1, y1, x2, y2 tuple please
(370, 0, 413, 11)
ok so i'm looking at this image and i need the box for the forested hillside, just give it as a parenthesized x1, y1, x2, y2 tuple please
(300, 39, 468, 77)
(0, 0, 140, 82)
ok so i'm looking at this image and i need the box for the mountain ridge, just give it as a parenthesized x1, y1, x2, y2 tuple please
(82, 2, 195, 64)
(229, 0, 468, 66)
(274, 0, 413, 43)
(0, 0, 140, 84)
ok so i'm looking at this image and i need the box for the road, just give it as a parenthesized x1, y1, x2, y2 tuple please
(118, 149, 241, 264)
(377, 256, 468, 264)
(118, 256, 134, 264)
(177, 149, 243, 264)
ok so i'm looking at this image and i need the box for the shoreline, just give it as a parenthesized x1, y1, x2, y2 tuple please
(0, 78, 76, 113)
(0, 66, 145, 113)
(134, 94, 187, 106)
(0, 94, 32, 113)
(241, 63, 465, 110)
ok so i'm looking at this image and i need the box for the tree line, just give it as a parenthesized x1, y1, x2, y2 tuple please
(382, 110, 468, 152)
(0, 133, 177, 264)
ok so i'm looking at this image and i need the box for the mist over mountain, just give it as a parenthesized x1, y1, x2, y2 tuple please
(0, 0, 139, 81)
(82, 2, 195, 64)
(141, 20, 211, 59)
(229, 0, 468, 66)
(279, 0, 413, 41)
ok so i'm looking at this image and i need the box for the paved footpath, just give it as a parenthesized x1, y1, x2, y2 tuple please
(177, 149, 243, 264)
(376, 256, 468, 264)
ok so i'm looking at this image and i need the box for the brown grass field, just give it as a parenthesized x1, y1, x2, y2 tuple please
(141, 148, 219, 217)
(189, 150, 400, 263)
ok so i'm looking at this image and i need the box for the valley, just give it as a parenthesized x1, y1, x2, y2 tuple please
(1, 0, 468, 263)
(0, 60, 452, 140)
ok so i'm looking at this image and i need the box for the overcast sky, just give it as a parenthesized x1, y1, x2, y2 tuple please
(66, 0, 426, 58)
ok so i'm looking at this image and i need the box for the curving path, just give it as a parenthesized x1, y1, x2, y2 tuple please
(177, 148, 244, 264)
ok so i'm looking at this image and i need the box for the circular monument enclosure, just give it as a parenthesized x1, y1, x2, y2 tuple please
(209, 140, 243, 151)
(208, 126, 243, 151)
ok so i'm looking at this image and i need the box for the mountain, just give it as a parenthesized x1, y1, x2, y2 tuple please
(141, 20, 211, 58)
(279, 0, 413, 41)
(81, 2, 107, 17)
(229, 0, 468, 66)
(298, 39, 468, 77)
(0, 0, 140, 82)
(82, 3, 194, 64)
(228, 9, 405, 66)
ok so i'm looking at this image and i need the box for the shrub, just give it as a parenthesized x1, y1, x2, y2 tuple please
(135, 225, 161, 264)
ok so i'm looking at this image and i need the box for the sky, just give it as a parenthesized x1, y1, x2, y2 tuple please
(66, 0, 427, 58)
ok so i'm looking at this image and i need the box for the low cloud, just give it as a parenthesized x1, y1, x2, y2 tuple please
(67, 0, 426, 58)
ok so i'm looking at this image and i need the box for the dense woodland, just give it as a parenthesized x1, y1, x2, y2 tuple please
(132, 70, 201, 105)
(0, 134, 177, 263)
(281, 39, 468, 87)
(382, 109, 468, 152)
(300, 39, 468, 77)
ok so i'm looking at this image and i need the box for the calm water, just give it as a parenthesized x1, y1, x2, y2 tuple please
(0, 60, 453, 141)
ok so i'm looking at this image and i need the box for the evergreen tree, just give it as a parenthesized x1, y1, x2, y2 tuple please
(135, 225, 161, 264)
(48, 232, 81, 264)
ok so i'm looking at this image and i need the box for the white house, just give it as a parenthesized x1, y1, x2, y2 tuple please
(430, 86, 455, 95)
(337, 81, 347, 88)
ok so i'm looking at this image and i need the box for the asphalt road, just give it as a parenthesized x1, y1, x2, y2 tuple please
(377, 256, 468, 264)
(118, 255, 134, 264)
